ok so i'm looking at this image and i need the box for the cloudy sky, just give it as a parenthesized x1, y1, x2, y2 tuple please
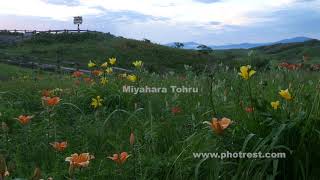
(0, 0, 319, 45)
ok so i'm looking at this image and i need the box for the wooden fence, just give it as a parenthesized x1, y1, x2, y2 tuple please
(0, 29, 97, 35)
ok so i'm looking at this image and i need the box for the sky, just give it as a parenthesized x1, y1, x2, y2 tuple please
(0, 0, 319, 45)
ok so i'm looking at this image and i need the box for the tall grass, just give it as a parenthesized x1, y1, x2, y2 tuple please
(0, 63, 319, 179)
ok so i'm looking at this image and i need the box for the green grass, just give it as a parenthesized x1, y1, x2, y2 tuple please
(2, 32, 319, 73)
(254, 40, 320, 63)
(0, 63, 42, 81)
(0, 33, 219, 72)
(0, 62, 319, 180)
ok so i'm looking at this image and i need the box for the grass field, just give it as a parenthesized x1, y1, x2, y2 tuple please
(0, 33, 219, 72)
(0, 56, 320, 179)
(1, 32, 319, 73)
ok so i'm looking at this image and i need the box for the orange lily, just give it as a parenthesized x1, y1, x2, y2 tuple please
(65, 153, 95, 168)
(42, 89, 52, 97)
(245, 107, 254, 113)
(92, 70, 103, 76)
(84, 77, 93, 84)
(108, 152, 130, 164)
(16, 115, 33, 125)
(72, 71, 84, 78)
(50, 141, 68, 151)
(204, 117, 232, 134)
(171, 107, 182, 115)
(42, 96, 61, 106)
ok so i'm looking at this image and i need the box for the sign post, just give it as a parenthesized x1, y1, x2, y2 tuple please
(73, 16, 83, 33)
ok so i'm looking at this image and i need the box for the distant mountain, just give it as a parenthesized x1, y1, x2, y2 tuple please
(211, 43, 266, 50)
(164, 37, 315, 50)
(275, 37, 313, 44)
(165, 42, 202, 49)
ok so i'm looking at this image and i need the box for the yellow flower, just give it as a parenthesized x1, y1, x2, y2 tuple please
(101, 62, 108, 68)
(100, 77, 108, 85)
(88, 60, 96, 68)
(271, 101, 280, 110)
(91, 96, 103, 109)
(133, 60, 143, 68)
(109, 57, 117, 65)
(279, 89, 292, 101)
(127, 74, 137, 82)
(105, 67, 113, 74)
(238, 65, 256, 80)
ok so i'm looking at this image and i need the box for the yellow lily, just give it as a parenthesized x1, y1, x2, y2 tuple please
(105, 67, 113, 74)
(100, 78, 108, 85)
(101, 62, 108, 68)
(109, 57, 117, 65)
(271, 101, 280, 110)
(133, 60, 143, 68)
(279, 89, 292, 101)
(88, 60, 96, 68)
(238, 65, 256, 80)
(91, 96, 103, 109)
(127, 74, 137, 82)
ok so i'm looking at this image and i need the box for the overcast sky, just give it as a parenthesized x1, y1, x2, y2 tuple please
(0, 0, 319, 45)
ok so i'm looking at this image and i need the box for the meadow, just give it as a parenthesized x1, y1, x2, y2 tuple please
(1, 32, 319, 73)
(0, 55, 320, 180)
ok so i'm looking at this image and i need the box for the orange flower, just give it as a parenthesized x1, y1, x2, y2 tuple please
(245, 107, 254, 113)
(92, 70, 103, 76)
(278, 62, 302, 70)
(171, 107, 182, 115)
(84, 77, 93, 84)
(205, 117, 232, 134)
(42, 89, 52, 97)
(65, 153, 95, 168)
(108, 152, 130, 164)
(72, 71, 84, 78)
(42, 96, 61, 106)
(130, 132, 135, 145)
(16, 115, 33, 125)
(50, 141, 68, 151)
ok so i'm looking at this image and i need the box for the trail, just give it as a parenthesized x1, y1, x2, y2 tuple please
(0, 59, 132, 74)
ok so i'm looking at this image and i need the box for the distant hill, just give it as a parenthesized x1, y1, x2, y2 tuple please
(0, 32, 217, 72)
(254, 39, 320, 63)
(165, 37, 315, 50)
(276, 37, 314, 44)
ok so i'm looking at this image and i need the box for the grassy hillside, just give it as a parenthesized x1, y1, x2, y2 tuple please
(0, 32, 220, 72)
(0, 63, 31, 81)
(0, 32, 319, 73)
(254, 40, 320, 63)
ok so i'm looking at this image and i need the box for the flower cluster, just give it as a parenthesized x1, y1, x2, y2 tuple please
(278, 62, 303, 70)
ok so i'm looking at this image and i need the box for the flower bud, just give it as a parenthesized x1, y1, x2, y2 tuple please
(130, 132, 135, 145)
